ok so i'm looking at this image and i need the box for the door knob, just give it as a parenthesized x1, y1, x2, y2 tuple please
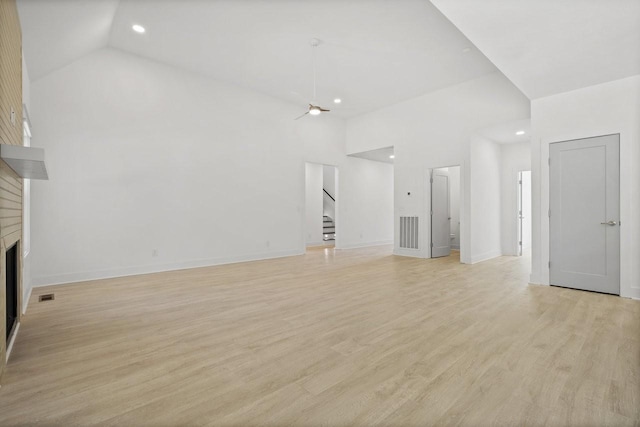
(600, 221, 617, 226)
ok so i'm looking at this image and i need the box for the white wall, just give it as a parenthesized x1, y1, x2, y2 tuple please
(469, 136, 502, 263)
(305, 163, 323, 246)
(322, 165, 336, 220)
(22, 54, 30, 112)
(346, 73, 530, 262)
(322, 165, 335, 197)
(21, 53, 32, 313)
(28, 47, 391, 286)
(337, 157, 394, 249)
(500, 142, 531, 256)
(531, 75, 640, 299)
(449, 166, 460, 249)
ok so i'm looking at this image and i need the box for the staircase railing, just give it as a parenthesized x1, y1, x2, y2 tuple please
(323, 188, 335, 202)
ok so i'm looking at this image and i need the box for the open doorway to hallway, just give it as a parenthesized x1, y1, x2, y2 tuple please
(321, 165, 337, 244)
(305, 163, 337, 249)
(430, 165, 461, 260)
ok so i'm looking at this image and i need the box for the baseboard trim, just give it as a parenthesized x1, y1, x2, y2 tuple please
(392, 248, 423, 258)
(32, 249, 303, 288)
(622, 288, 640, 300)
(338, 240, 393, 250)
(470, 250, 502, 264)
(22, 286, 32, 315)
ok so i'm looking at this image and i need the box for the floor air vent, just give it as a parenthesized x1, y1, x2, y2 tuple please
(39, 294, 55, 302)
(399, 216, 419, 249)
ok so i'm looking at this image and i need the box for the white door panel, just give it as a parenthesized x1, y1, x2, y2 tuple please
(550, 134, 620, 294)
(518, 171, 532, 256)
(431, 168, 451, 258)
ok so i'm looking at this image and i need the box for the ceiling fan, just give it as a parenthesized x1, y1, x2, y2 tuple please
(295, 39, 330, 120)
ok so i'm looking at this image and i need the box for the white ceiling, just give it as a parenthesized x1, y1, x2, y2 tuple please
(17, 0, 119, 81)
(477, 119, 531, 144)
(429, 0, 640, 99)
(19, 1, 638, 114)
(349, 146, 395, 164)
(18, 0, 498, 118)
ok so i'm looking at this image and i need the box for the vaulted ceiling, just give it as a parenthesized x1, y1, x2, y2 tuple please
(18, 0, 498, 118)
(18, 0, 119, 80)
(429, 0, 640, 99)
(18, 0, 640, 117)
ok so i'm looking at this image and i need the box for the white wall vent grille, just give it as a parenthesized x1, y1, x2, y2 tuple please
(399, 216, 419, 249)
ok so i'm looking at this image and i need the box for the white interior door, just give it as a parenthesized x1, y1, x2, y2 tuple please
(518, 171, 532, 256)
(431, 168, 451, 258)
(550, 134, 620, 295)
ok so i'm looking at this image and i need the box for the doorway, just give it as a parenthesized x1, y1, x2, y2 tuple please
(549, 134, 620, 295)
(305, 163, 337, 248)
(431, 166, 461, 259)
(517, 171, 531, 256)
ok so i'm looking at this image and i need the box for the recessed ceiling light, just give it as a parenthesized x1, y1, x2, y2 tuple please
(333, 98, 342, 104)
(516, 130, 525, 135)
(132, 24, 145, 34)
(389, 155, 395, 159)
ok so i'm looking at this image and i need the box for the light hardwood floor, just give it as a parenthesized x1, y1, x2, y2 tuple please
(1, 246, 639, 426)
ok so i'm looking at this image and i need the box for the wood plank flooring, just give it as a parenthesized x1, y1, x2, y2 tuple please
(1, 246, 639, 426)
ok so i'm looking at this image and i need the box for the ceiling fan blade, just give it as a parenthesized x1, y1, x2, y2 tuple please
(319, 108, 330, 112)
(294, 111, 309, 120)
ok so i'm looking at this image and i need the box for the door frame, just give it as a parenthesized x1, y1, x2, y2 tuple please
(518, 171, 523, 256)
(548, 133, 620, 295)
(303, 162, 339, 251)
(430, 168, 450, 258)
(429, 165, 461, 260)
(517, 170, 531, 257)
(533, 126, 637, 299)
